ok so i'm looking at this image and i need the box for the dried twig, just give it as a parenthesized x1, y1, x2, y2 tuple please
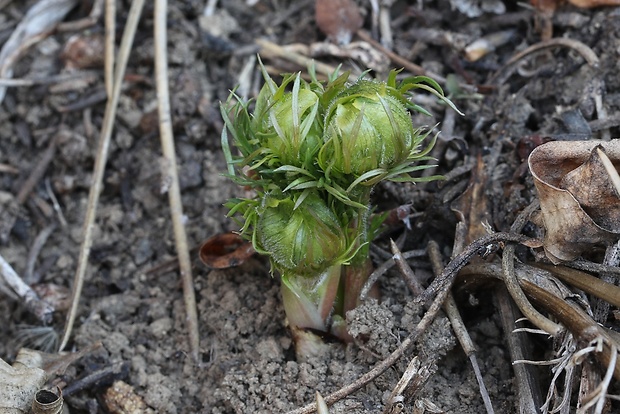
(25, 224, 56, 284)
(56, 0, 103, 32)
(594, 241, 620, 322)
(416, 232, 532, 305)
(495, 287, 544, 413)
(390, 240, 424, 296)
(382, 356, 433, 414)
(565, 259, 620, 278)
(427, 240, 495, 414)
(154, 0, 200, 362)
(488, 37, 600, 86)
(0, 71, 99, 87)
(0, 254, 54, 324)
(63, 362, 129, 397)
(460, 263, 620, 381)
(255, 39, 346, 80)
(0, 0, 77, 103)
(378, 0, 394, 50)
(16, 135, 59, 205)
(359, 249, 427, 301)
(286, 277, 446, 414)
(58, 0, 146, 352)
(104, 0, 115, 98)
(533, 263, 620, 308)
(355, 30, 440, 81)
(503, 201, 562, 336)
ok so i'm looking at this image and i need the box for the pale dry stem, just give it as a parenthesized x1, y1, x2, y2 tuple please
(59, 0, 146, 352)
(154, 0, 200, 362)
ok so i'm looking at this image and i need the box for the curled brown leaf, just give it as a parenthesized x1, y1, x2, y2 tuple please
(528, 140, 620, 263)
(199, 232, 256, 269)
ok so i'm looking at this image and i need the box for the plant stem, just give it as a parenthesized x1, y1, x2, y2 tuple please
(281, 264, 342, 331)
(154, 0, 200, 362)
(59, 0, 145, 352)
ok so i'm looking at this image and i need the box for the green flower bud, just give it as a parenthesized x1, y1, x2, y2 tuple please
(319, 80, 417, 178)
(256, 193, 348, 275)
(252, 72, 323, 168)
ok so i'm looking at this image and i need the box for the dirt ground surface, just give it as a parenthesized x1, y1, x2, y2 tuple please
(0, 0, 619, 413)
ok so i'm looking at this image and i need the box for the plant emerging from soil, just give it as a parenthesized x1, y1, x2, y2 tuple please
(221, 62, 456, 355)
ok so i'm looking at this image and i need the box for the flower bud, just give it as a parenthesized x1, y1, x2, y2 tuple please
(252, 73, 323, 168)
(319, 80, 417, 177)
(256, 193, 348, 275)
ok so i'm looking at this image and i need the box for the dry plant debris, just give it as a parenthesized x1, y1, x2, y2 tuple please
(0, 0, 619, 413)
(0, 349, 47, 414)
(529, 140, 620, 263)
(102, 380, 154, 414)
(0, 345, 94, 414)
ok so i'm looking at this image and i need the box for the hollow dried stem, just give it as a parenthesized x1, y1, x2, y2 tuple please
(154, 0, 200, 361)
(59, 0, 145, 352)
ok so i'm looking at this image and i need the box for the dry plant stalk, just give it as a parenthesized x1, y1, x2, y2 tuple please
(154, 0, 200, 361)
(0, 253, 54, 324)
(459, 263, 620, 382)
(59, 0, 146, 352)
(426, 241, 495, 414)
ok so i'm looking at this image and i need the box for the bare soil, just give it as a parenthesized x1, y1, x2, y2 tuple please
(0, 1, 619, 413)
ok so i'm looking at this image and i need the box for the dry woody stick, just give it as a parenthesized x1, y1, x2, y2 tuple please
(0, 253, 53, 324)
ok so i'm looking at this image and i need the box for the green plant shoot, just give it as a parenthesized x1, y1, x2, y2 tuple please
(221, 60, 458, 357)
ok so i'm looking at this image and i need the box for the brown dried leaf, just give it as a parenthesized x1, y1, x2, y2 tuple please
(528, 140, 620, 263)
(559, 146, 620, 231)
(199, 233, 256, 269)
(315, 0, 363, 45)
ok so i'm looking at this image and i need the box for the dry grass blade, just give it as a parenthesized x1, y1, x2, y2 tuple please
(315, 392, 329, 414)
(390, 239, 424, 296)
(56, 0, 103, 32)
(105, 0, 116, 98)
(154, 0, 200, 361)
(503, 244, 562, 336)
(360, 249, 426, 301)
(382, 356, 425, 414)
(58, 0, 146, 352)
